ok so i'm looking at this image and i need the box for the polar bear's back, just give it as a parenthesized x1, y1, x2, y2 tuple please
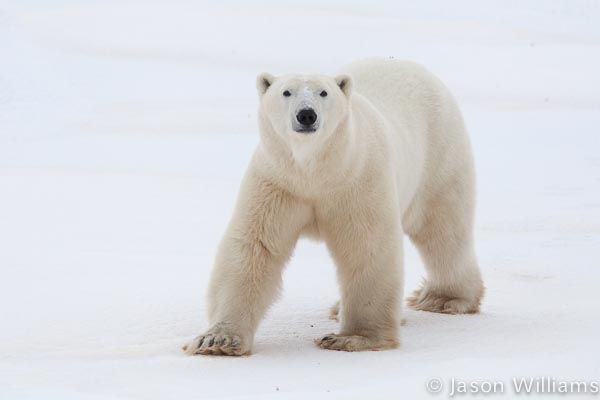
(339, 58, 474, 222)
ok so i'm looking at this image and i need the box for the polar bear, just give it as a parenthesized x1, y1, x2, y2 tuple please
(183, 58, 484, 356)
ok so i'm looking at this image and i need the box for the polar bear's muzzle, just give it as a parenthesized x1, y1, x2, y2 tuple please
(294, 108, 318, 134)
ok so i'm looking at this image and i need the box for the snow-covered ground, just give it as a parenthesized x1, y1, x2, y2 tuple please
(1, 1, 599, 398)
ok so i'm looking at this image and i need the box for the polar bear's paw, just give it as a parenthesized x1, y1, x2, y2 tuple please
(182, 324, 250, 356)
(407, 283, 483, 314)
(315, 333, 398, 352)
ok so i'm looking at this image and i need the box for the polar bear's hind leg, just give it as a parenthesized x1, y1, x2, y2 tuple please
(406, 174, 484, 314)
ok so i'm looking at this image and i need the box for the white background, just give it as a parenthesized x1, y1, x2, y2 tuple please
(1, 1, 599, 398)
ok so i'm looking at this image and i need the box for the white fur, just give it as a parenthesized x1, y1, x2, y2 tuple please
(183, 58, 484, 356)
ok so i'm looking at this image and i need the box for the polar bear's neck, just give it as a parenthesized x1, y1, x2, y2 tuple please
(259, 113, 364, 197)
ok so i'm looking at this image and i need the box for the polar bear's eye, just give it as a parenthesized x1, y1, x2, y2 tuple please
(320, 90, 328, 97)
(283, 90, 291, 97)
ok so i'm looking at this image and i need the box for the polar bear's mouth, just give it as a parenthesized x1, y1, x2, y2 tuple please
(295, 127, 317, 134)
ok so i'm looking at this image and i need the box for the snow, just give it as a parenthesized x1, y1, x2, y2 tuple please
(1, 1, 599, 398)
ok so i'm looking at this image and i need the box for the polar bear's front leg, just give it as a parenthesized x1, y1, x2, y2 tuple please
(317, 200, 403, 352)
(183, 170, 312, 356)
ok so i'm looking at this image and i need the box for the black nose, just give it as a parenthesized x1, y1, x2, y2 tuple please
(296, 108, 317, 126)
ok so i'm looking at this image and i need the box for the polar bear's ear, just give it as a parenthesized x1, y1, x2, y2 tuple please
(335, 75, 353, 97)
(257, 72, 275, 96)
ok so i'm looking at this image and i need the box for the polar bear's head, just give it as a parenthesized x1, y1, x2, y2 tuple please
(256, 72, 353, 162)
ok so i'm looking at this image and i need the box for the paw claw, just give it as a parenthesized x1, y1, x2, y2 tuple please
(183, 327, 250, 356)
(315, 333, 398, 352)
(407, 281, 484, 314)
